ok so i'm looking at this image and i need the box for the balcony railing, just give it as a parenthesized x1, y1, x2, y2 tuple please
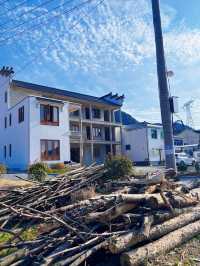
(70, 131, 81, 138)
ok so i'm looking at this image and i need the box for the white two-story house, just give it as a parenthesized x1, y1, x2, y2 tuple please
(0, 67, 123, 170)
(122, 122, 165, 165)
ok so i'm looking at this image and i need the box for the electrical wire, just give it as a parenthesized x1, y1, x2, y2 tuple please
(0, 0, 28, 17)
(0, 0, 92, 45)
(1, 0, 104, 84)
(0, 0, 58, 29)
(0, 0, 74, 32)
(16, 0, 104, 75)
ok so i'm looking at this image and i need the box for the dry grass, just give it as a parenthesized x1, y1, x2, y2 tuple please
(0, 178, 31, 188)
(70, 186, 96, 203)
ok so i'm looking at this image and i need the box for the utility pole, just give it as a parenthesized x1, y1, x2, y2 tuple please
(151, 0, 176, 170)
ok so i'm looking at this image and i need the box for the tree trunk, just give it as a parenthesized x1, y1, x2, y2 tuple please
(120, 220, 200, 266)
(109, 206, 200, 254)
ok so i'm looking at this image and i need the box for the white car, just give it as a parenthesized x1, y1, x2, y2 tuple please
(193, 151, 200, 163)
(175, 153, 196, 166)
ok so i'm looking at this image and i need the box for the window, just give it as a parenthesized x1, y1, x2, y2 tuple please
(4, 117, 7, 128)
(110, 111, 114, 122)
(92, 108, 101, 119)
(93, 127, 102, 138)
(9, 144, 12, 157)
(40, 104, 59, 126)
(104, 110, 110, 122)
(94, 146, 101, 158)
(112, 127, 116, 141)
(41, 140, 60, 161)
(160, 130, 164, 139)
(9, 114, 12, 126)
(4, 145, 6, 159)
(104, 127, 110, 141)
(18, 106, 24, 123)
(174, 139, 183, 146)
(126, 144, 131, 150)
(70, 110, 80, 118)
(4, 91, 7, 103)
(86, 126, 91, 140)
(151, 129, 157, 139)
(85, 107, 90, 119)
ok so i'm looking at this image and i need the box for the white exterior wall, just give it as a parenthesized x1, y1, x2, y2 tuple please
(0, 76, 29, 170)
(176, 129, 200, 145)
(122, 127, 149, 163)
(147, 127, 165, 163)
(29, 97, 70, 165)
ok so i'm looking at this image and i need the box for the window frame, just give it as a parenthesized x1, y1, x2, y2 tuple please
(93, 127, 102, 138)
(9, 144, 12, 158)
(40, 104, 59, 126)
(104, 110, 110, 122)
(4, 91, 7, 103)
(4, 145, 6, 159)
(9, 113, 12, 127)
(151, 128, 158, 139)
(4, 117, 7, 129)
(18, 106, 24, 123)
(126, 144, 131, 151)
(92, 108, 101, 119)
(40, 140, 60, 161)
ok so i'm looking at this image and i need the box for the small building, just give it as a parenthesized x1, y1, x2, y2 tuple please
(122, 122, 165, 165)
(173, 121, 200, 146)
(0, 67, 123, 170)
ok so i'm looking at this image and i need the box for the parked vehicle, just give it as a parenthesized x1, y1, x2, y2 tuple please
(193, 151, 200, 162)
(175, 153, 196, 166)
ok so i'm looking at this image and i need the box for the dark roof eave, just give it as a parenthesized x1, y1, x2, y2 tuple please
(12, 80, 122, 107)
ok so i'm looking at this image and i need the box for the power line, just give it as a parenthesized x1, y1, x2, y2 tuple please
(0, 0, 74, 33)
(0, 0, 28, 17)
(0, 0, 92, 45)
(3, 0, 104, 83)
(0, 0, 57, 29)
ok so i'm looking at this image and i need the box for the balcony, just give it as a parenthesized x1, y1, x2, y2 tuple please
(69, 103, 81, 121)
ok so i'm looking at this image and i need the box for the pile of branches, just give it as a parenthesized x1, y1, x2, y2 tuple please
(0, 165, 200, 266)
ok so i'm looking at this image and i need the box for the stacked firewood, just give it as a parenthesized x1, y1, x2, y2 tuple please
(0, 165, 200, 266)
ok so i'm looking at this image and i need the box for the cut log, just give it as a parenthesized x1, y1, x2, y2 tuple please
(109, 206, 200, 254)
(112, 174, 165, 187)
(120, 219, 200, 266)
(85, 202, 136, 223)
(0, 249, 28, 266)
(141, 216, 153, 237)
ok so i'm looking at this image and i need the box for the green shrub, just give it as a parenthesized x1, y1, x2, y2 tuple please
(177, 161, 188, 172)
(28, 162, 48, 182)
(104, 155, 133, 180)
(0, 164, 7, 174)
(195, 162, 200, 173)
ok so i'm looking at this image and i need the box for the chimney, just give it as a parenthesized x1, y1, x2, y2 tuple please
(0, 66, 14, 77)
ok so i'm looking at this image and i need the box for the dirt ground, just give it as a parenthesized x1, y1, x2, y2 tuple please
(0, 177, 31, 192)
(148, 236, 200, 266)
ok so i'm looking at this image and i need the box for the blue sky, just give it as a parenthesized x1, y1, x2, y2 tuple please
(1, 0, 200, 127)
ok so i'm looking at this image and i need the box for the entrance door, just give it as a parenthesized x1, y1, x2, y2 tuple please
(71, 147, 80, 163)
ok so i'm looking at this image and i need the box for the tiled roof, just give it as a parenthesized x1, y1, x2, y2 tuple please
(12, 80, 122, 107)
(173, 121, 200, 135)
(115, 110, 139, 125)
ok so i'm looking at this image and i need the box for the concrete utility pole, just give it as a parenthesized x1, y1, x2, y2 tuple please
(151, 0, 176, 170)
